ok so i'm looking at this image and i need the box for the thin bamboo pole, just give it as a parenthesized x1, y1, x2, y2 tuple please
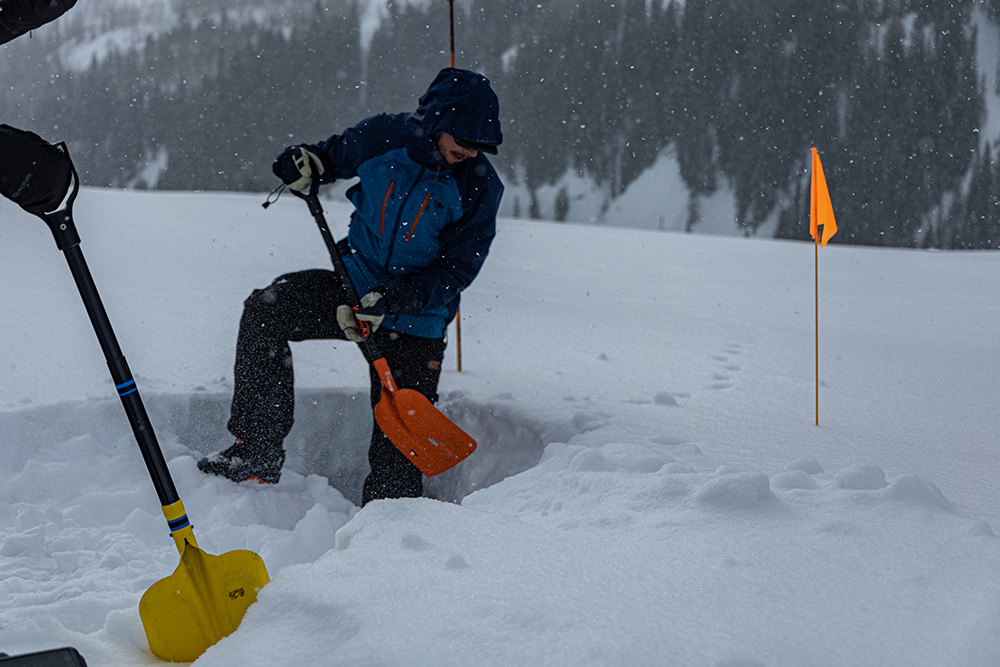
(814, 238, 820, 426)
(448, 0, 463, 371)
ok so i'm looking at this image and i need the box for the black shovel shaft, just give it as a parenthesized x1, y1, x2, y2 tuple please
(303, 193, 384, 365)
(31, 158, 180, 511)
(60, 240, 180, 508)
(304, 194, 361, 305)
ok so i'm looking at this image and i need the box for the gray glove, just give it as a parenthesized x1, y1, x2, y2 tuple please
(272, 146, 325, 192)
(336, 291, 387, 342)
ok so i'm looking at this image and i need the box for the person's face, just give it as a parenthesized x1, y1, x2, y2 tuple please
(436, 132, 478, 165)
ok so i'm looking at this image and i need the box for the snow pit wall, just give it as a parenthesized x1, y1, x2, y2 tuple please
(0, 390, 550, 506)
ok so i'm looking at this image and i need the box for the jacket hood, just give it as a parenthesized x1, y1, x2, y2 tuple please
(413, 68, 502, 151)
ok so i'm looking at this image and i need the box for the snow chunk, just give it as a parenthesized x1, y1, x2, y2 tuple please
(834, 464, 888, 490)
(783, 458, 824, 475)
(694, 471, 771, 508)
(882, 474, 951, 510)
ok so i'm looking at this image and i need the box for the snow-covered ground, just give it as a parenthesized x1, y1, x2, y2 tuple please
(1, 188, 999, 666)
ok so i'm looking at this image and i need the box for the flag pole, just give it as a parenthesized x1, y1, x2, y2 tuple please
(815, 237, 819, 426)
(456, 308, 463, 372)
(446, 0, 463, 371)
(449, 0, 456, 68)
(809, 146, 838, 427)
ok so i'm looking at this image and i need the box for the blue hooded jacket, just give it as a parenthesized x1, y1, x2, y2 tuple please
(306, 68, 504, 339)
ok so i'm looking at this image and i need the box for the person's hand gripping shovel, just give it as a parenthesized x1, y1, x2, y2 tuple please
(1, 126, 269, 663)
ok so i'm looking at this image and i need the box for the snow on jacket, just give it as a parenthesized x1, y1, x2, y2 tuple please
(306, 68, 504, 339)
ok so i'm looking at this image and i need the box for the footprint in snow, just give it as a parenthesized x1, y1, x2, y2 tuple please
(444, 555, 469, 570)
(400, 534, 433, 551)
(648, 435, 686, 446)
(770, 470, 818, 490)
(653, 392, 678, 406)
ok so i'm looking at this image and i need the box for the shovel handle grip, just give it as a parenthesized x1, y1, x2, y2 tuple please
(352, 306, 371, 339)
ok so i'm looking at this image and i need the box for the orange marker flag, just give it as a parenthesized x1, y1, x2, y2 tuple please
(810, 147, 837, 248)
(809, 147, 838, 427)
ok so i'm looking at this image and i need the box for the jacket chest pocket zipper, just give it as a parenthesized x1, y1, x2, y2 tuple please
(405, 193, 433, 242)
(384, 167, 427, 271)
(380, 180, 395, 235)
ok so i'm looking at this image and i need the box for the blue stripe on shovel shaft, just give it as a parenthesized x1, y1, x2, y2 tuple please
(116, 379, 137, 396)
(168, 515, 190, 531)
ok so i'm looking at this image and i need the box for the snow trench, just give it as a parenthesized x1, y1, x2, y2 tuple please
(0, 390, 554, 507)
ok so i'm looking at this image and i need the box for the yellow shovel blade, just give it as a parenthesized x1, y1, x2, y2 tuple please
(139, 543, 270, 663)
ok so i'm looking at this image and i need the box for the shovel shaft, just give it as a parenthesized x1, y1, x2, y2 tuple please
(61, 242, 180, 508)
(304, 193, 385, 366)
(304, 194, 360, 304)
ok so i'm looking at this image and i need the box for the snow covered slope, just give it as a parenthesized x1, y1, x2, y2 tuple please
(1, 188, 999, 665)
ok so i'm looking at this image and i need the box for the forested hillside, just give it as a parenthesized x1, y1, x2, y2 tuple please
(2, 0, 998, 248)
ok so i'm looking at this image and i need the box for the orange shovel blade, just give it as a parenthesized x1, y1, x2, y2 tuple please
(374, 387, 477, 477)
